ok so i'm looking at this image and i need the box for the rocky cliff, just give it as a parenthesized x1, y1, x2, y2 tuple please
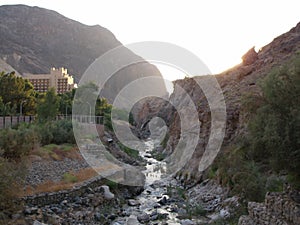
(0, 4, 166, 101)
(136, 22, 300, 182)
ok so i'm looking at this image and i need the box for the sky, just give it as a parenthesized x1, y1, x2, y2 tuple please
(1, 0, 300, 81)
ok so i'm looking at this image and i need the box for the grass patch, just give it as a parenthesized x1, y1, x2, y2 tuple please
(152, 151, 167, 161)
(104, 179, 118, 190)
(63, 172, 78, 183)
(118, 142, 139, 159)
(21, 167, 98, 196)
(33, 144, 79, 160)
(60, 143, 74, 151)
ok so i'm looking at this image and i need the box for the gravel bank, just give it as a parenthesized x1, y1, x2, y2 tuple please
(26, 158, 90, 186)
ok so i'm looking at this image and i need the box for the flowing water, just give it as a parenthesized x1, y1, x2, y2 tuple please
(114, 140, 183, 225)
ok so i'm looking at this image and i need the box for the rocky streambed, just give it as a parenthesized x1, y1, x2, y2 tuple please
(19, 140, 240, 225)
(108, 140, 241, 225)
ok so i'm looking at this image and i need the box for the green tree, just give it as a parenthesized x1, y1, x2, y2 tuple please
(73, 82, 99, 116)
(37, 88, 59, 122)
(58, 90, 74, 116)
(0, 71, 36, 115)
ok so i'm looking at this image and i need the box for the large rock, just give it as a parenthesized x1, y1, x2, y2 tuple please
(137, 212, 150, 223)
(126, 215, 140, 225)
(100, 185, 115, 200)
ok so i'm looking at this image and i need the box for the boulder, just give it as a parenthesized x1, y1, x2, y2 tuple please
(128, 199, 140, 206)
(137, 212, 150, 223)
(126, 215, 140, 225)
(180, 219, 195, 225)
(100, 185, 115, 200)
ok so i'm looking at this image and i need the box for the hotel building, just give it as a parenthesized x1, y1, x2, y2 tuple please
(24, 67, 76, 94)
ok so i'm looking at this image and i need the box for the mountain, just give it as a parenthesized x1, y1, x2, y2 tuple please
(0, 4, 166, 100)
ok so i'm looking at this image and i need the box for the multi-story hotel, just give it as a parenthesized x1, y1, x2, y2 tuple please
(24, 67, 77, 94)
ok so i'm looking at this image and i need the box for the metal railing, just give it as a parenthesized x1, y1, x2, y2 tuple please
(0, 115, 104, 129)
(0, 115, 35, 129)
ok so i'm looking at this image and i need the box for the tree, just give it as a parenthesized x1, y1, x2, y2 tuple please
(73, 82, 99, 116)
(0, 71, 36, 115)
(37, 88, 59, 122)
(58, 90, 74, 116)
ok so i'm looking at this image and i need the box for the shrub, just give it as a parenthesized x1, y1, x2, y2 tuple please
(215, 145, 266, 202)
(213, 55, 300, 202)
(34, 120, 75, 145)
(0, 158, 26, 219)
(247, 55, 300, 182)
(265, 175, 284, 192)
(50, 120, 75, 144)
(0, 126, 38, 159)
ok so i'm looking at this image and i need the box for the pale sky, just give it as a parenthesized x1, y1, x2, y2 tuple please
(1, 0, 300, 81)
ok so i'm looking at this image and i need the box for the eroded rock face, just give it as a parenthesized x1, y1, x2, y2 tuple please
(135, 22, 300, 183)
(242, 47, 258, 66)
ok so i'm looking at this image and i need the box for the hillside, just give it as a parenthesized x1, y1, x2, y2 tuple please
(0, 4, 166, 100)
(136, 22, 300, 180)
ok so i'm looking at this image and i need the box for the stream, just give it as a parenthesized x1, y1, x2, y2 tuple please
(113, 140, 185, 225)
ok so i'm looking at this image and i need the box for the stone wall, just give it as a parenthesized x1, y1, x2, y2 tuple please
(23, 176, 105, 207)
(23, 175, 143, 207)
(238, 190, 300, 225)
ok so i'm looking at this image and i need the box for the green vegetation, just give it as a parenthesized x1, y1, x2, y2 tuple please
(0, 158, 26, 220)
(104, 179, 119, 190)
(185, 203, 207, 218)
(0, 126, 38, 159)
(247, 56, 300, 176)
(166, 185, 186, 199)
(0, 71, 36, 115)
(117, 142, 140, 159)
(37, 88, 59, 122)
(161, 132, 169, 149)
(63, 172, 78, 183)
(213, 54, 300, 202)
(152, 151, 167, 161)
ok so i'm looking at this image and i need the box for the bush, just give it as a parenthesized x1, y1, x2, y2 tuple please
(49, 120, 75, 144)
(34, 120, 75, 145)
(0, 158, 26, 218)
(247, 55, 300, 180)
(0, 126, 38, 159)
(213, 55, 300, 201)
(216, 145, 266, 202)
